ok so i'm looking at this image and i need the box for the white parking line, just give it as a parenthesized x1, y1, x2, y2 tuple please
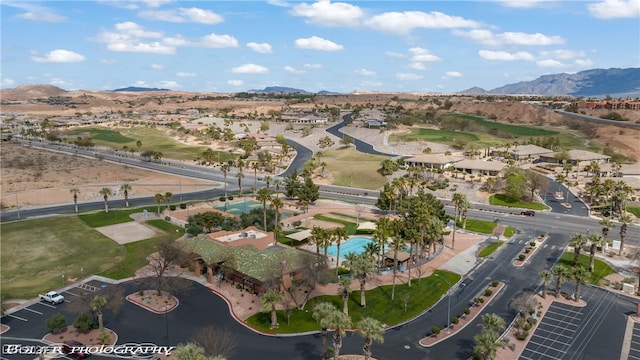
(8, 314, 27, 321)
(34, 302, 57, 309)
(64, 290, 80, 297)
(63, 299, 71, 303)
(22, 307, 43, 315)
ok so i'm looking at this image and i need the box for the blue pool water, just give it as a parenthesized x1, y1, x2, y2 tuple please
(327, 237, 374, 258)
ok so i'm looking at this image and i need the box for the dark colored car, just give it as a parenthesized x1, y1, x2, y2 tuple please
(62, 340, 90, 359)
(521, 210, 536, 216)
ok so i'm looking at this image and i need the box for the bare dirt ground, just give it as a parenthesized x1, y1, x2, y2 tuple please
(0, 142, 217, 209)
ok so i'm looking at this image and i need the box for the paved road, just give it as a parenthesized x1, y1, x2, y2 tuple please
(325, 113, 396, 157)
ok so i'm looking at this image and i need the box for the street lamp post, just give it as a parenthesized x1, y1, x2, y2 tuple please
(435, 273, 452, 334)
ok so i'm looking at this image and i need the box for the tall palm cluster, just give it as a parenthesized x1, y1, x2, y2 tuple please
(581, 160, 633, 218)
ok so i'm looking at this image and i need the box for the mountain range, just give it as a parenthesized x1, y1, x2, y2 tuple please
(459, 67, 640, 97)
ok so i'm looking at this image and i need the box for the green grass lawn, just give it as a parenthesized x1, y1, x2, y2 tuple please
(313, 214, 358, 235)
(457, 219, 497, 234)
(489, 194, 549, 210)
(478, 241, 504, 257)
(245, 270, 461, 333)
(504, 227, 516, 237)
(0, 215, 175, 299)
(64, 126, 234, 162)
(390, 128, 480, 145)
(627, 206, 640, 219)
(322, 148, 389, 190)
(440, 113, 558, 137)
(557, 252, 616, 285)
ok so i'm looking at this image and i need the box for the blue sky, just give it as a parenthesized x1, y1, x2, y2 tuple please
(1, 0, 639, 93)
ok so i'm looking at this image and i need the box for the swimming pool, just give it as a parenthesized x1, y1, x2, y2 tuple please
(327, 237, 374, 258)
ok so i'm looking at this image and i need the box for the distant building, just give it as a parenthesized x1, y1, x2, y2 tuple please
(539, 149, 610, 166)
(454, 159, 507, 176)
(404, 154, 465, 170)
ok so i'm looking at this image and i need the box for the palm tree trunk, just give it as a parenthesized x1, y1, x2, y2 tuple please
(97, 312, 104, 332)
(333, 332, 342, 360)
(589, 244, 596, 272)
(321, 327, 328, 359)
(335, 242, 341, 277)
(360, 279, 366, 307)
(363, 338, 372, 360)
(391, 250, 398, 300)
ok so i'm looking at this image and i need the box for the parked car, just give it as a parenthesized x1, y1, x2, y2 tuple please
(39, 291, 64, 304)
(521, 210, 536, 216)
(62, 340, 90, 359)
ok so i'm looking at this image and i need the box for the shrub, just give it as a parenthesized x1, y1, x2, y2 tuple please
(169, 205, 176, 211)
(529, 241, 536, 246)
(164, 216, 171, 221)
(451, 316, 459, 325)
(524, 248, 531, 254)
(484, 289, 493, 297)
(46, 313, 66, 334)
(138, 290, 144, 296)
(431, 326, 441, 335)
(478, 297, 485, 303)
(464, 307, 471, 315)
(219, 196, 226, 202)
(523, 322, 532, 331)
(180, 203, 187, 209)
(73, 314, 93, 333)
(518, 254, 526, 261)
(491, 280, 499, 287)
(98, 331, 111, 345)
(515, 330, 529, 340)
(228, 196, 234, 200)
(527, 317, 537, 325)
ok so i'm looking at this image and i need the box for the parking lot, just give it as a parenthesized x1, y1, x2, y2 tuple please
(520, 301, 584, 359)
(628, 322, 640, 360)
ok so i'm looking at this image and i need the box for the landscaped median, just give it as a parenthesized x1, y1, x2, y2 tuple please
(125, 290, 179, 314)
(513, 235, 547, 267)
(419, 280, 505, 347)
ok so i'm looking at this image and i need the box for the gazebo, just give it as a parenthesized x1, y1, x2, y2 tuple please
(357, 221, 377, 231)
(285, 229, 313, 242)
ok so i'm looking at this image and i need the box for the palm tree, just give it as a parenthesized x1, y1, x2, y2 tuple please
(587, 233, 605, 272)
(599, 217, 614, 252)
(273, 179, 283, 198)
(350, 254, 375, 308)
(356, 317, 385, 360)
(332, 228, 349, 277)
(260, 288, 282, 329)
(324, 306, 352, 360)
(373, 217, 390, 267)
(451, 193, 465, 249)
(164, 192, 173, 211)
(473, 313, 506, 360)
(90, 296, 107, 332)
(154, 193, 164, 215)
(479, 313, 505, 333)
(136, 140, 142, 154)
(220, 163, 230, 209)
(338, 277, 351, 315)
(460, 197, 472, 229)
(99, 187, 112, 213)
(619, 214, 633, 256)
(251, 162, 259, 193)
(270, 197, 284, 245)
(389, 219, 407, 301)
(570, 233, 587, 266)
(553, 265, 571, 298)
(572, 266, 590, 302)
(236, 172, 245, 196)
(70, 187, 80, 213)
(539, 270, 553, 299)
(256, 187, 272, 231)
(120, 183, 132, 208)
(313, 302, 336, 359)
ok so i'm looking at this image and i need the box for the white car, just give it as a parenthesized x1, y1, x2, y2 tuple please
(39, 291, 65, 304)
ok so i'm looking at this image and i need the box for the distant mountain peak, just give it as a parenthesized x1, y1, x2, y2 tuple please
(113, 86, 170, 92)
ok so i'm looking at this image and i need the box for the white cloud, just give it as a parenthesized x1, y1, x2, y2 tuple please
(364, 11, 481, 35)
(176, 72, 196, 77)
(575, 58, 594, 67)
(95, 22, 175, 54)
(267, 0, 291, 7)
(138, 7, 224, 24)
(294, 36, 343, 51)
(478, 50, 535, 61)
(539, 49, 586, 60)
(355, 69, 376, 76)
(588, 0, 640, 19)
(290, 0, 365, 27)
(385, 51, 405, 58)
(151, 63, 164, 70)
(99, 58, 117, 65)
(157, 80, 181, 89)
(303, 63, 323, 69)
(536, 59, 566, 68)
(227, 79, 244, 86)
(231, 64, 269, 74)
(443, 71, 463, 78)
(140, 0, 174, 8)
(408, 62, 427, 70)
(495, 0, 552, 8)
(247, 42, 273, 54)
(409, 47, 442, 62)
(200, 34, 239, 48)
(5, 2, 66, 22)
(396, 73, 423, 80)
(31, 49, 86, 63)
(454, 29, 564, 46)
(284, 66, 305, 73)
(1, 78, 16, 87)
